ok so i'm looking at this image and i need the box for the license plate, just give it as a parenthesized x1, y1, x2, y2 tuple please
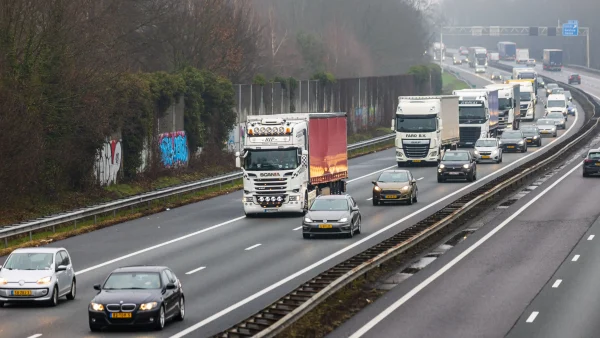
(541, 130, 549, 133)
(319, 224, 333, 229)
(12, 290, 32, 296)
(110, 312, 133, 319)
(385, 195, 397, 199)
(412, 160, 421, 163)
(527, 140, 532, 143)
(481, 156, 490, 159)
(449, 172, 460, 175)
(507, 146, 515, 148)
(263, 209, 278, 213)
(595, 163, 600, 166)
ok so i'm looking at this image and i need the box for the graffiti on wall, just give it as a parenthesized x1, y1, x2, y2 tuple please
(95, 139, 122, 186)
(159, 131, 189, 167)
(226, 123, 246, 152)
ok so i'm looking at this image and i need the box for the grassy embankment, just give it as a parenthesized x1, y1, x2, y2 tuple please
(442, 72, 471, 94)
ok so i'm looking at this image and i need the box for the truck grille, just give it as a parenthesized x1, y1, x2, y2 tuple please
(459, 127, 481, 144)
(254, 178, 287, 194)
(402, 140, 430, 158)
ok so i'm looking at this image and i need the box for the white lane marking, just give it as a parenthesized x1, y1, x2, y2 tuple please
(347, 166, 396, 183)
(27, 335, 42, 338)
(588, 235, 595, 240)
(245, 243, 262, 251)
(293, 226, 302, 231)
(76, 216, 246, 275)
(185, 266, 206, 275)
(526, 311, 539, 323)
(169, 114, 580, 338)
(346, 161, 583, 338)
(366, 197, 373, 201)
(552, 279, 562, 288)
(417, 177, 424, 180)
(572, 255, 580, 262)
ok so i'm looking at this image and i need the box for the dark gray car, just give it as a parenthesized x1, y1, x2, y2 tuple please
(302, 195, 361, 239)
(499, 130, 527, 152)
(520, 126, 542, 146)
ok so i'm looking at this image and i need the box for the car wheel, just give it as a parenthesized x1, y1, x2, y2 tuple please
(473, 170, 477, 181)
(155, 305, 166, 330)
(355, 217, 362, 234)
(0, 301, 4, 308)
(303, 233, 310, 239)
(437, 176, 445, 183)
(66, 279, 76, 300)
(49, 286, 58, 307)
(175, 296, 185, 321)
(467, 172, 474, 182)
(554, 132, 557, 137)
(347, 225, 354, 239)
(413, 189, 418, 203)
(372, 198, 379, 206)
(407, 193, 413, 205)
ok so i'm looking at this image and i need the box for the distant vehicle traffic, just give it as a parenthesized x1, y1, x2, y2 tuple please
(545, 83, 559, 96)
(582, 149, 600, 177)
(526, 59, 536, 67)
(371, 170, 418, 205)
(545, 112, 567, 127)
(0, 247, 76, 307)
(568, 73, 581, 84)
(543, 49, 563, 71)
(536, 119, 558, 137)
(88, 266, 184, 331)
(473, 138, 502, 163)
(437, 150, 477, 182)
(499, 130, 527, 153)
(302, 195, 362, 238)
(453, 56, 462, 65)
(567, 102, 578, 116)
(490, 72, 502, 80)
(520, 125, 542, 146)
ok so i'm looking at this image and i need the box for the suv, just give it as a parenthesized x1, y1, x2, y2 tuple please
(582, 148, 600, 177)
(499, 130, 527, 153)
(437, 150, 477, 182)
(568, 73, 581, 85)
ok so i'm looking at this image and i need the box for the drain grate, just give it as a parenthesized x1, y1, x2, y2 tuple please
(498, 199, 518, 207)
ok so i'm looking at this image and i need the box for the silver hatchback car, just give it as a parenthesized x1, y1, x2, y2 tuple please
(0, 247, 76, 307)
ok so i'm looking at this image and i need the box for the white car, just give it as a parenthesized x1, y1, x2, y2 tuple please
(473, 138, 502, 164)
(475, 66, 486, 73)
(0, 247, 76, 307)
(526, 59, 536, 67)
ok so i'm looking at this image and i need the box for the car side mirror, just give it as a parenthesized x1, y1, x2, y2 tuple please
(372, 181, 377, 185)
(166, 282, 177, 290)
(56, 265, 67, 272)
(352, 206, 359, 211)
(411, 179, 417, 184)
(93, 284, 101, 291)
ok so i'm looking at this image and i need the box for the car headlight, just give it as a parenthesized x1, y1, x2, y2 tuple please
(374, 185, 381, 191)
(533, 136, 538, 139)
(36, 276, 52, 285)
(0, 278, 7, 285)
(91, 302, 104, 311)
(491, 149, 498, 154)
(338, 218, 348, 222)
(518, 140, 524, 145)
(473, 150, 479, 155)
(498, 140, 503, 145)
(439, 164, 445, 169)
(304, 217, 312, 222)
(463, 163, 470, 169)
(401, 186, 411, 192)
(140, 302, 158, 311)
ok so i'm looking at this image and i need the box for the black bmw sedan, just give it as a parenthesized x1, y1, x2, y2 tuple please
(88, 266, 184, 331)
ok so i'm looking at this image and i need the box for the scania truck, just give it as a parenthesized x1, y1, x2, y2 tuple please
(235, 113, 348, 216)
(452, 89, 500, 147)
(468, 47, 488, 68)
(485, 83, 521, 132)
(392, 96, 460, 166)
(507, 79, 536, 121)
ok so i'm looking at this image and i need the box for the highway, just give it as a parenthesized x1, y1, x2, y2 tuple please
(325, 53, 600, 338)
(0, 57, 585, 338)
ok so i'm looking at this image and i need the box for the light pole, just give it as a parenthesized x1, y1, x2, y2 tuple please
(440, 29, 444, 73)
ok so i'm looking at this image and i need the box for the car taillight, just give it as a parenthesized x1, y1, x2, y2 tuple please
(585, 159, 593, 163)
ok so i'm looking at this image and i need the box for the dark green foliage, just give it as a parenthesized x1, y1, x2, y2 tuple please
(253, 74, 267, 86)
(427, 64, 443, 95)
(178, 67, 206, 154)
(199, 70, 236, 148)
(148, 72, 186, 117)
(296, 31, 326, 74)
(311, 71, 336, 85)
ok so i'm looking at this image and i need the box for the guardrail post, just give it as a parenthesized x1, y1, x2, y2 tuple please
(94, 215, 97, 224)
(52, 225, 55, 233)
(4, 237, 7, 248)
(29, 231, 32, 241)
(113, 210, 116, 218)
(74, 219, 77, 229)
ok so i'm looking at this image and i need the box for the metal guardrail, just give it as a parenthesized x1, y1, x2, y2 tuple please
(566, 64, 600, 76)
(0, 133, 395, 245)
(216, 70, 600, 337)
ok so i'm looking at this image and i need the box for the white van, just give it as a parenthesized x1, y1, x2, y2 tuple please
(545, 94, 568, 118)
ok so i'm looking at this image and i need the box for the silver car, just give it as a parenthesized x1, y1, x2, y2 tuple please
(536, 119, 558, 137)
(0, 247, 76, 307)
(473, 138, 503, 164)
(545, 111, 566, 128)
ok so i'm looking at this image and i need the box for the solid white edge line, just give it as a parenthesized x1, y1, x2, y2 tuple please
(588, 235, 595, 240)
(552, 279, 562, 288)
(366, 197, 373, 201)
(185, 266, 206, 275)
(572, 255, 580, 262)
(526, 311, 539, 323)
(347, 161, 582, 338)
(245, 244, 262, 251)
(26, 335, 42, 338)
(293, 226, 302, 231)
(169, 109, 580, 338)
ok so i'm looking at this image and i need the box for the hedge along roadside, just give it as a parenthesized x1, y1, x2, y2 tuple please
(215, 81, 598, 338)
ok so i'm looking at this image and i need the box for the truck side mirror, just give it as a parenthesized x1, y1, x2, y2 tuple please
(235, 151, 241, 168)
(391, 119, 395, 131)
(302, 150, 308, 156)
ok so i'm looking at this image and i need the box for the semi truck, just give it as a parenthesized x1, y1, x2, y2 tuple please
(506, 80, 536, 121)
(497, 42, 517, 61)
(484, 83, 521, 132)
(430, 42, 446, 61)
(452, 89, 500, 147)
(513, 67, 538, 92)
(543, 49, 563, 71)
(235, 113, 348, 216)
(468, 47, 488, 68)
(392, 96, 460, 166)
(516, 48, 529, 64)
(489, 52, 500, 64)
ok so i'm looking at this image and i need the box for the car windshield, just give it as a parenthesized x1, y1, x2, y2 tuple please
(547, 113, 563, 119)
(378, 172, 409, 182)
(572, 74, 579, 77)
(537, 120, 555, 125)
(442, 152, 469, 161)
(3, 253, 54, 270)
(547, 84, 558, 89)
(103, 272, 162, 290)
(475, 140, 497, 147)
(552, 89, 564, 94)
(310, 199, 349, 211)
(502, 131, 522, 139)
(520, 127, 537, 135)
(547, 100, 565, 108)
(588, 152, 600, 160)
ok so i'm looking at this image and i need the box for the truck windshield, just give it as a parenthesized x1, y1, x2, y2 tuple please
(459, 106, 486, 123)
(395, 116, 437, 133)
(498, 98, 511, 110)
(518, 73, 535, 79)
(547, 100, 565, 108)
(244, 149, 298, 171)
(519, 92, 532, 101)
